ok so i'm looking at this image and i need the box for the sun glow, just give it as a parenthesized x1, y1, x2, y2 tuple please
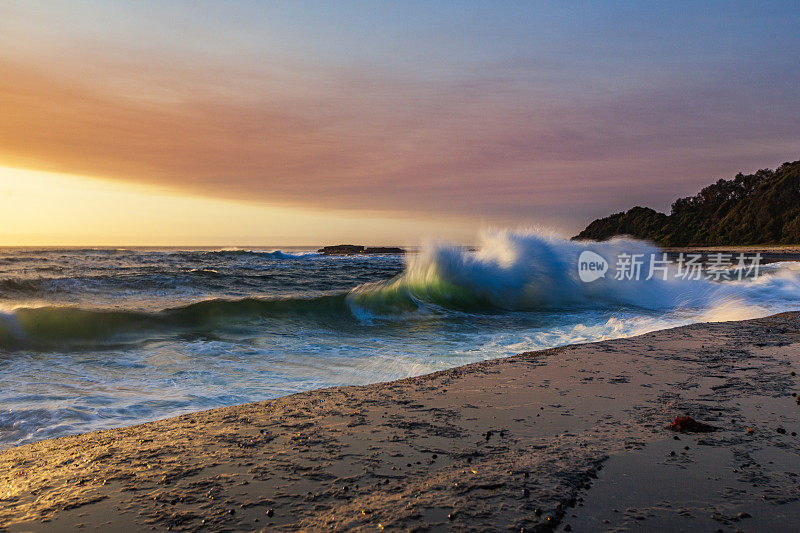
(0, 166, 471, 246)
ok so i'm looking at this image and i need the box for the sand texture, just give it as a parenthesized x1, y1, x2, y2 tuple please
(3, 313, 800, 531)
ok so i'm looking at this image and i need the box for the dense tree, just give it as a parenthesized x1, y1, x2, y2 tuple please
(573, 161, 800, 245)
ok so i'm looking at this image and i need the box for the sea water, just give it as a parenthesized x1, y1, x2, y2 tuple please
(2, 230, 799, 449)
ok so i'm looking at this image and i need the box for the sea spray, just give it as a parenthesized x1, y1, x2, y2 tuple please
(349, 230, 733, 313)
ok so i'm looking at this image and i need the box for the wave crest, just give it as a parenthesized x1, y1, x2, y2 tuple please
(349, 229, 726, 314)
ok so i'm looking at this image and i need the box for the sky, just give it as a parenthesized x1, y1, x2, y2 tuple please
(1, 1, 798, 245)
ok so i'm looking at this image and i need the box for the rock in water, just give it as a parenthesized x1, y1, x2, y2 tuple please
(318, 245, 365, 255)
(317, 245, 405, 255)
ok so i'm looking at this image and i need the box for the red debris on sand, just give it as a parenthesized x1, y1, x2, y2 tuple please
(668, 416, 717, 433)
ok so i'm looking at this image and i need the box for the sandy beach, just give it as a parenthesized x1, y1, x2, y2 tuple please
(2, 312, 800, 532)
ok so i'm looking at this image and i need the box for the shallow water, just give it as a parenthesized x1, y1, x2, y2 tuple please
(1, 230, 799, 448)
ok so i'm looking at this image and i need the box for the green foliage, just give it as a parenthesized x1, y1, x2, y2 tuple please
(573, 160, 800, 245)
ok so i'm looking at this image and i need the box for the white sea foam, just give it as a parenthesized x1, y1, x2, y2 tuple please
(349, 229, 800, 320)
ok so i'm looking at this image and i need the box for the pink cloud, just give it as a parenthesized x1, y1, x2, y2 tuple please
(1, 56, 796, 234)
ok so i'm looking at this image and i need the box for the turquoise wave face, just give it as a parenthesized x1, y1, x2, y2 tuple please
(1, 232, 800, 449)
(0, 295, 354, 349)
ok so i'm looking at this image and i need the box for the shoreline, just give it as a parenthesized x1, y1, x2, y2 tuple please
(2, 312, 800, 531)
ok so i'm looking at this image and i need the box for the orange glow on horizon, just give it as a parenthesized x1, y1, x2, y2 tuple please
(0, 166, 477, 246)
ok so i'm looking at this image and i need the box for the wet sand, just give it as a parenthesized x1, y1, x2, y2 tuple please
(2, 312, 800, 531)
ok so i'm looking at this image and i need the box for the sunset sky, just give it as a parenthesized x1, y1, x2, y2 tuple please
(2, 1, 799, 245)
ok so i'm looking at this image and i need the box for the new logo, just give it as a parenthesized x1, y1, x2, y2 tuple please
(578, 250, 608, 282)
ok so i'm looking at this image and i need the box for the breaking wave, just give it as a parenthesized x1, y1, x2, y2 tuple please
(349, 229, 800, 316)
(1, 230, 799, 350)
(0, 295, 351, 349)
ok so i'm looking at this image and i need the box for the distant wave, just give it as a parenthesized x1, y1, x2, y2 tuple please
(0, 274, 204, 298)
(0, 248, 322, 261)
(187, 268, 221, 276)
(0, 249, 323, 296)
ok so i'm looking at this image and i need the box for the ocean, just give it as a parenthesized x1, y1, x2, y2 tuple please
(2, 230, 799, 449)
